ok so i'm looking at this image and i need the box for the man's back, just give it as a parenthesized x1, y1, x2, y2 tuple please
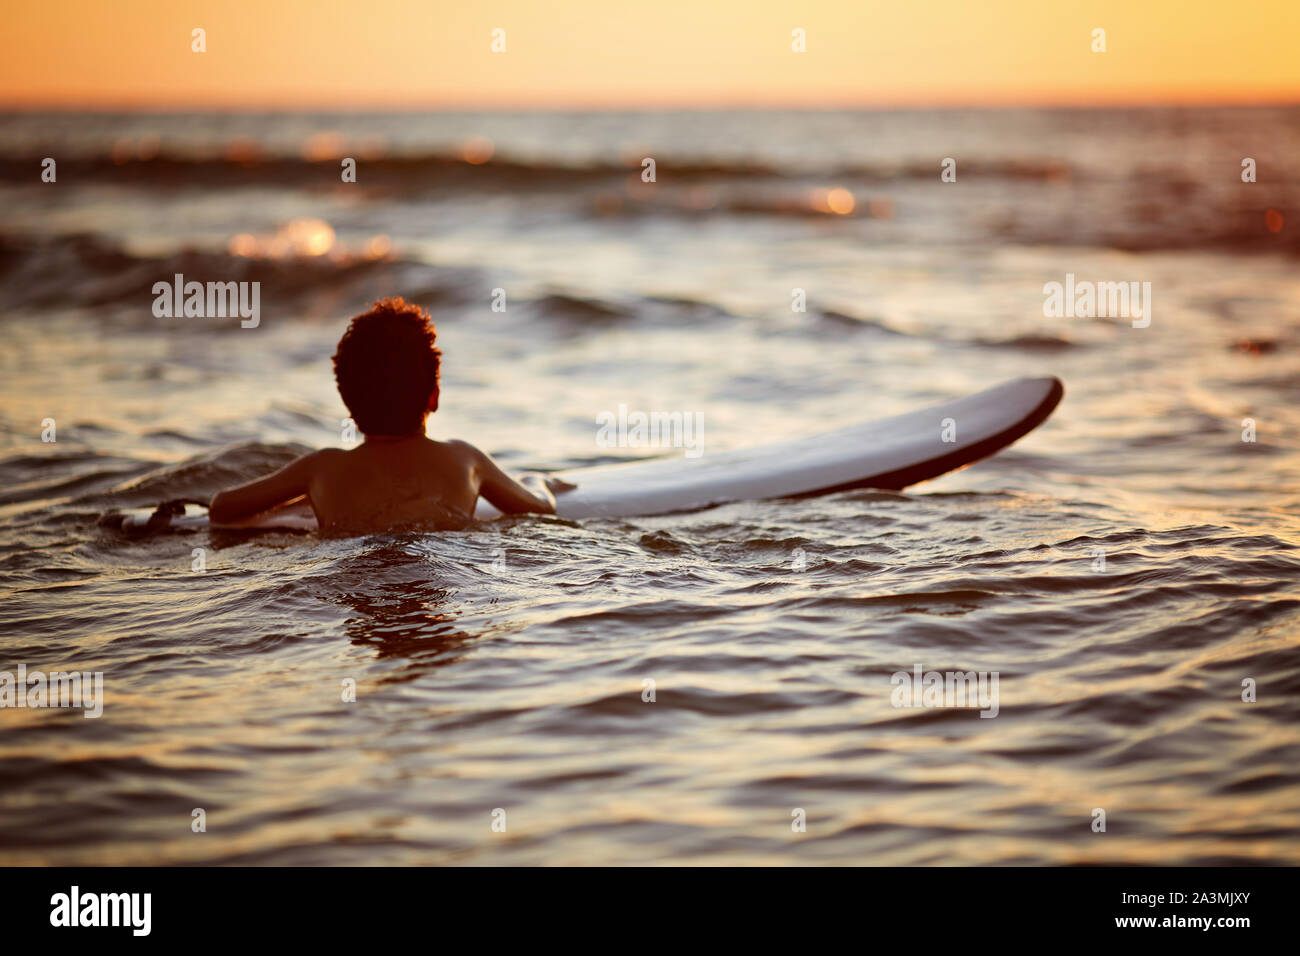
(208, 298, 561, 534)
(307, 437, 478, 534)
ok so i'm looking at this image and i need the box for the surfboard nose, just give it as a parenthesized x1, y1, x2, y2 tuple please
(1003, 376, 1064, 416)
(1040, 376, 1065, 413)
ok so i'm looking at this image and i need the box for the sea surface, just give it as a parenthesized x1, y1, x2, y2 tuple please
(1, 107, 1298, 864)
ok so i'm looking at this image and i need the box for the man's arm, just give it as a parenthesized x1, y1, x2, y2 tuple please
(208, 451, 323, 524)
(457, 441, 558, 516)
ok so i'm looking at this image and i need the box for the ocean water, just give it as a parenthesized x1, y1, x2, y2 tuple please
(1, 108, 1299, 865)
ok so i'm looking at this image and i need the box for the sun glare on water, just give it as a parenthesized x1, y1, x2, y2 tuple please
(229, 219, 337, 258)
(811, 187, 856, 215)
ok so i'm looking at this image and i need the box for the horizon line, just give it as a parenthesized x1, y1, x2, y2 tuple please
(3, 94, 1299, 114)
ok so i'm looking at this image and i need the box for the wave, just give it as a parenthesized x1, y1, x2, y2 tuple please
(973, 333, 1078, 350)
(5, 156, 1298, 256)
(0, 231, 451, 316)
(0, 232, 756, 328)
(0, 148, 1091, 189)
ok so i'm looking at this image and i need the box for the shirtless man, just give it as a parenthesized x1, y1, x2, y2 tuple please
(209, 297, 566, 534)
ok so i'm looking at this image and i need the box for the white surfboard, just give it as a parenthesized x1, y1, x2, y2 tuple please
(102, 377, 1062, 534)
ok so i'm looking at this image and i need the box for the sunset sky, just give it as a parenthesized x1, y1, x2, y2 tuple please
(3, 0, 1298, 109)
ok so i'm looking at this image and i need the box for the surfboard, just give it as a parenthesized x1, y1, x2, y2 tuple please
(101, 376, 1062, 534)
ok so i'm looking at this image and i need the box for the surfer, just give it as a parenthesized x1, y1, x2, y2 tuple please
(208, 297, 568, 534)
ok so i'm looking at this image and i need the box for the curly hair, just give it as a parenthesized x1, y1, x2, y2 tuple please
(332, 297, 442, 436)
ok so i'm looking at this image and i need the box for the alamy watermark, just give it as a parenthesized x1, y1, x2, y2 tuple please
(152, 273, 260, 328)
(596, 405, 704, 458)
(49, 886, 150, 935)
(1043, 273, 1151, 328)
(0, 664, 103, 718)
(890, 665, 999, 718)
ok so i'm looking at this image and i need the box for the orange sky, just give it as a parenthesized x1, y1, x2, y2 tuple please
(2, 0, 1298, 109)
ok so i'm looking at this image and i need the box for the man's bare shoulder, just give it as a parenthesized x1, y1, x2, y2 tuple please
(295, 446, 347, 474)
(306, 447, 349, 462)
(438, 438, 485, 461)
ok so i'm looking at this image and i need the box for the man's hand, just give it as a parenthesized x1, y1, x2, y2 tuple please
(517, 473, 558, 512)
